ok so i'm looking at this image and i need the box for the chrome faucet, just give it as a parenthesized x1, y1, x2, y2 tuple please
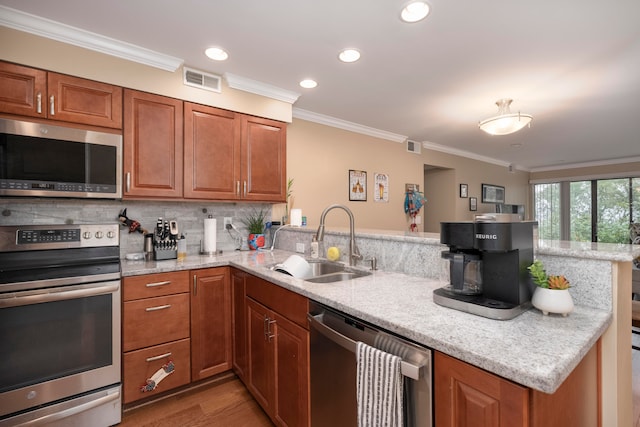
(316, 204, 362, 266)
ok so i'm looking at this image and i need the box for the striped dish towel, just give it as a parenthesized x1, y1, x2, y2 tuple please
(356, 341, 404, 427)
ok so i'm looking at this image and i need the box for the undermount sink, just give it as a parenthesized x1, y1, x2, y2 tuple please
(271, 260, 371, 283)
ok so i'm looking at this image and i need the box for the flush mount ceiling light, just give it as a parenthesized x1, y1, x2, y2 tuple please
(479, 99, 533, 136)
(401, 1, 430, 23)
(204, 47, 228, 61)
(338, 48, 361, 63)
(299, 79, 318, 89)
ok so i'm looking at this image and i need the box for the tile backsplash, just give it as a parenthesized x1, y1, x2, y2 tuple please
(0, 198, 273, 257)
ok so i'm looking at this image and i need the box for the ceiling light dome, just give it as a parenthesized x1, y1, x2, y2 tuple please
(299, 79, 318, 89)
(338, 49, 361, 63)
(479, 99, 532, 136)
(401, 1, 430, 23)
(205, 47, 228, 61)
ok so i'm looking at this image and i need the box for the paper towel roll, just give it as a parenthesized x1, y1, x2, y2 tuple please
(290, 209, 302, 227)
(203, 217, 217, 253)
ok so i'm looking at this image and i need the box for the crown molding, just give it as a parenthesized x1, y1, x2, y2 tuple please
(529, 156, 640, 173)
(292, 108, 407, 143)
(0, 5, 183, 72)
(421, 140, 523, 170)
(224, 73, 300, 104)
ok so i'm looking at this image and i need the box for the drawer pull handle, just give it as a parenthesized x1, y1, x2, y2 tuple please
(50, 95, 55, 115)
(145, 280, 171, 288)
(146, 352, 172, 362)
(145, 304, 171, 312)
(36, 92, 42, 114)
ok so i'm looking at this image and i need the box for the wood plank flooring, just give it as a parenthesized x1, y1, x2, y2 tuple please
(119, 374, 273, 427)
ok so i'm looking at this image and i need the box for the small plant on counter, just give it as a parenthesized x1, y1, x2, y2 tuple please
(527, 260, 571, 289)
(241, 208, 267, 234)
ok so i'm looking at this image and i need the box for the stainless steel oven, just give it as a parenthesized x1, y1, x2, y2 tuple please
(0, 224, 121, 426)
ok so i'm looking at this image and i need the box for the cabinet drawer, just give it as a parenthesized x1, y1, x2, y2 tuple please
(246, 275, 309, 329)
(123, 271, 190, 301)
(123, 293, 190, 351)
(123, 338, 191, 404)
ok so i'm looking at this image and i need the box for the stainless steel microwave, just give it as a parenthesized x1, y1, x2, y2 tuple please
(0, 118, 122, 199)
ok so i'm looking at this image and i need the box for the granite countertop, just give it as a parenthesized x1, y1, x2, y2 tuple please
(122, 248, 612, 394)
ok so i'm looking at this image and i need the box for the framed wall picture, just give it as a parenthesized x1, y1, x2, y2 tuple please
(481, 183, 505, 204)
(469, 197, 477, 211)
(374, 173, 389, 202)
(349, 170, 367, 201)
(460, 183, 468, 198)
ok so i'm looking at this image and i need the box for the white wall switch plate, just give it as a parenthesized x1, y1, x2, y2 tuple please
(296, 243, 305, 253)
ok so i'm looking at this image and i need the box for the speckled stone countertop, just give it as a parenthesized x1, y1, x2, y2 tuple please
(122, 247, 613, 394)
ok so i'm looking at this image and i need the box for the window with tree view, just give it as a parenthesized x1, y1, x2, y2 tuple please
(534, 177, 640, 244)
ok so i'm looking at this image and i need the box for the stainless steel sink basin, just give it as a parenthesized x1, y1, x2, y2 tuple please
(271, 260, 371, 283)
(305, 270, 371, 283)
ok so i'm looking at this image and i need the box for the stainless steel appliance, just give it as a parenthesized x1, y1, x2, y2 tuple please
(0, 224, 122, 426)
(434, 219, 537, 320)
(308, 301, 432, 427)
(0, 118, 122, 199)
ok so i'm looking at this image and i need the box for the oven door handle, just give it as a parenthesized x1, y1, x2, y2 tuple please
(0, 281, 120, 308)
(308, 312, 424, 380)
(15, 388, 120, 426)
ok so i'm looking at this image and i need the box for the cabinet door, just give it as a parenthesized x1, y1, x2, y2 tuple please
(47, 73, 122, 128)
(123, 89, 183, 199)
(231, 269, 248, 382)
(434, 351, 528, 427)
(184, 103, 241, 199)
(240, 115, 287, 202)
(0, 61, 46, 118)
(190, 268, 232, 381)
(273, 311, 309, 427)
(247, 297, 275, 413)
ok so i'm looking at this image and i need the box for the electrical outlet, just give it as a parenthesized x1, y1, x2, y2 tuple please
(224, 217, 232, 227)
(296, 243, 305, 253)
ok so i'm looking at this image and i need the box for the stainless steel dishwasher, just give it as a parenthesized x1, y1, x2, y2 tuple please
(308, 301, 432, 427)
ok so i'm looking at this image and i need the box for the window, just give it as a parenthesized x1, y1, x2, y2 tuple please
(534, 177, 640, 244)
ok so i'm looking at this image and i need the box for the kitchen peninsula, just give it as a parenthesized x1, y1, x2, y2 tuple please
(122, 228, 639, 426)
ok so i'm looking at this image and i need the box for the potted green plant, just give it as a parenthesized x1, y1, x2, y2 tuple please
(241, 208, 267, 250)
(527, 260, 574, 316)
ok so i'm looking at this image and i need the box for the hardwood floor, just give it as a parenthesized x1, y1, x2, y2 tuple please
(119, 374, 273, 427)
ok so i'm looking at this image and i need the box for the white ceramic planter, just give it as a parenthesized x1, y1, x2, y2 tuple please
(531, 287, 574, 317)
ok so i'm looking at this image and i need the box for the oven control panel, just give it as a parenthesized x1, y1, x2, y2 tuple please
(0, 224, 119, 251)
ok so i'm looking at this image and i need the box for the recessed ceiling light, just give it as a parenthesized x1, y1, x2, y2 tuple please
(299, 79, 318, 89)
(204, 47, 228, 61)
(338, 49, 361, 63)
(400, 1, 430, 23)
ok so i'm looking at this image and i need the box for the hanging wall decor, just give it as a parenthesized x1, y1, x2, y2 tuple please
(481, 183, 505, 204)
(349, 170, 367, 201)
(374, 173, 389, 202)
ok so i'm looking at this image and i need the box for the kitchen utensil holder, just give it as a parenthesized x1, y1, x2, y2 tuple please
(154, 248, 177, 261)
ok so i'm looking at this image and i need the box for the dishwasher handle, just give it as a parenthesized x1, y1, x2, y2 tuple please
(308, 312, 424, 380)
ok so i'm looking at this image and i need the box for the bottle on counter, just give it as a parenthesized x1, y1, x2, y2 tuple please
(310, 235, 319, 259)
(177, 234, 187, 260)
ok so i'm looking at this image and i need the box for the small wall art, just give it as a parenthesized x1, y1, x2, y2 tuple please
(349, 170, 367, 201)
(460, 183, 468, 198)
(469, 197, 477, 211)
(374, 173, 388, 202)
(481, 183, 505, 204)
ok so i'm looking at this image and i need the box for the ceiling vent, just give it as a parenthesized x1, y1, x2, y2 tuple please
(183, 67, 221, 93)
(407, 140, 422, 154)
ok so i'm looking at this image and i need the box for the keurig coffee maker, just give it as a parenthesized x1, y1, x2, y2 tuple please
(434, 219, 537, 320)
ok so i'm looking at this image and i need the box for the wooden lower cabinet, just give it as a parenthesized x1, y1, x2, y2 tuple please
(245, 275, 310, 427)
(435, 344, 599, 427)
(231, 268, 249, 382)
(190, 267, 232, 381)
(122, 338, 191, 404)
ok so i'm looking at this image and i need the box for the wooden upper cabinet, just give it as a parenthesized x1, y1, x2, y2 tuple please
(123, 89, 184, 199)
(241, 115, 287, 202)
(0, 62, 122, 128)
(47, 73, 122, 128)
(184, 103, 240, 199)
(0, 62, 46, 118)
